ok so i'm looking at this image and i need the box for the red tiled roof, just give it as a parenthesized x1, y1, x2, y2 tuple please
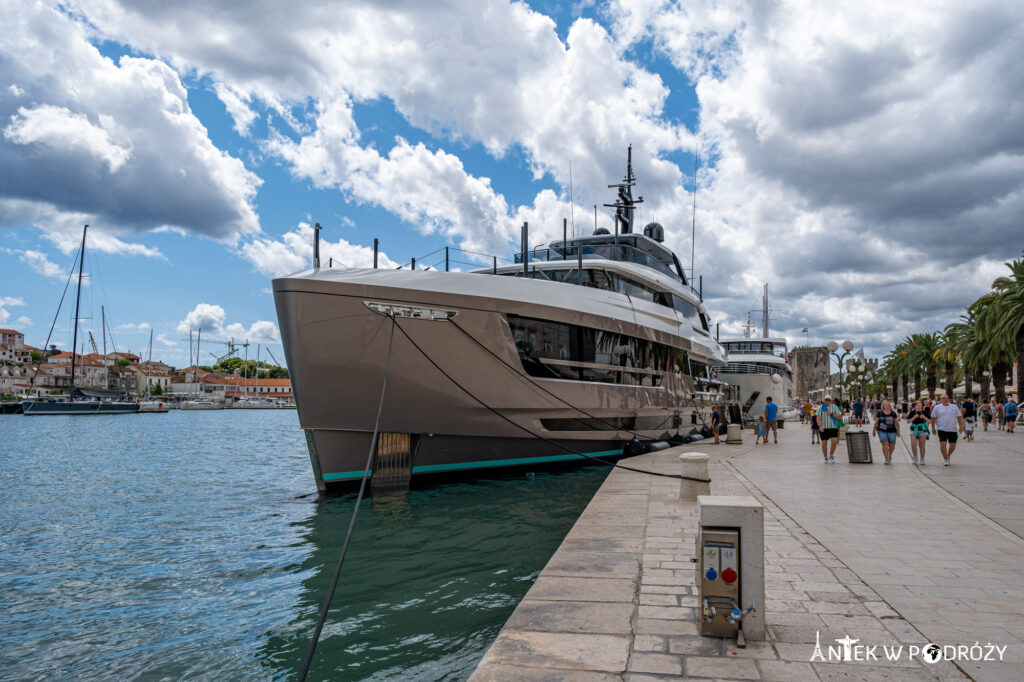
(49, 352, 77, 359)
(0, 329, 24, 335)
(257, 378, 291, 386)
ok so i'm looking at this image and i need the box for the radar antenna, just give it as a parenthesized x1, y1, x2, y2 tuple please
(603, 145, 644, 235)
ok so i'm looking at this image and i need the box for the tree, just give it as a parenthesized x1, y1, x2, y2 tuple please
(30, 349, 44, 364)
(116, 358, 131, 367)
(933, 331, 959, 398)
(991, 254, 1024, 403)
(971, 293, 1014, 405)
(907, 332, 941, 398)
(150, 382, 163, 396)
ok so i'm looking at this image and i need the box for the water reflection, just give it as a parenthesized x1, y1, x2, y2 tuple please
(264, 467, 609, 681)
(0, 411, 607, 681)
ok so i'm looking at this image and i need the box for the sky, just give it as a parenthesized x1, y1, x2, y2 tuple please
(2, 0, 1023, 368)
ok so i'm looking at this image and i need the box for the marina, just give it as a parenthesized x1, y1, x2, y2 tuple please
(2, 3, 1022, 680)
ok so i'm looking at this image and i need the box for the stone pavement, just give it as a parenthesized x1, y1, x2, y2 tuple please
(471, 421, 1024, 681)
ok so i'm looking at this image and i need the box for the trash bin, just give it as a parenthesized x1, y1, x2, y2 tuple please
(846, 430, 872, 463)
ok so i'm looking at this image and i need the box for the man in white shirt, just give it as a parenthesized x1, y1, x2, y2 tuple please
(930, 394, 964, 465)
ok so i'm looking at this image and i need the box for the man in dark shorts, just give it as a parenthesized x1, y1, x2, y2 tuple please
(852, 398, 864, 427)
(930, 394, 964, 465)
(961, 396, 976, 422)
(764, 396, 779, 443)
(817, 396, 842, 462)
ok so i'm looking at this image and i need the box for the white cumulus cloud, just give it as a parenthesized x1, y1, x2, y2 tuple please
(176, 303, 280, 343)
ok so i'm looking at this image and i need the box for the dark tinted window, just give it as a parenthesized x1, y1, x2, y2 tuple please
(508, 314, 690, 385)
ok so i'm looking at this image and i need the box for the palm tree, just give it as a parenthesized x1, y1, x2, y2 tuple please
(933, 331, 959, 398)
(946, 315, 981, 400)
(906, 333, 941, 398)
(888, 341, 916, 400)
(972, 293, 1014, 404)
(991, 255, 1024, 402)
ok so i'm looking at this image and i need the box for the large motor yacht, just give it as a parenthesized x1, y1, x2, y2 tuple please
(273, 149, 728, 491)
(718, 285, 796, 423)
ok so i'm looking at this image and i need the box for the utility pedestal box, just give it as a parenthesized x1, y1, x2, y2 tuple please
(696, 496, 766, 642)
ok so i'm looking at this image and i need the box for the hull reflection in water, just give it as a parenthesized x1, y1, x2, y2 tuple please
(263, 465, 610, 680)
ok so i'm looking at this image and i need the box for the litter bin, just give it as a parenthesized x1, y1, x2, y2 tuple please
(845, 430, 872, 463)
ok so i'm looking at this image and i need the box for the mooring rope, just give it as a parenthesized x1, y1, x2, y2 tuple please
(297, 314, 397, 682)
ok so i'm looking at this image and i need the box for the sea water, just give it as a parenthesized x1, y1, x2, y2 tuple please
(0, 410, 608, 680)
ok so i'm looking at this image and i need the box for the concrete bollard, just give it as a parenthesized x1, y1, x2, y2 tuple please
(726, 423, 743, 444)
(679, 453, 711, 500)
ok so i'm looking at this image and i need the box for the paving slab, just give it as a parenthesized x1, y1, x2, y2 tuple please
(472, 424, 1024, 680)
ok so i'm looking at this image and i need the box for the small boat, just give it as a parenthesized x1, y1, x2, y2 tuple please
(22, 387, 140, 415)
(138, 400, 169, 413)
(228, 397, 281, 409)
(181, 399, 224, 410)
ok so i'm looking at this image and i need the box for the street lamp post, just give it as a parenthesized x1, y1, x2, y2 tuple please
(826, 339, 855, 399)
(846, 359, 873, 399)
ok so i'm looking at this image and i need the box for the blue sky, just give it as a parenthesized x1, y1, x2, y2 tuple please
(2, 0, 1023, 366)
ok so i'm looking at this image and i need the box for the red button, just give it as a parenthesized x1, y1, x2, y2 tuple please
(721, 567, 737, 584)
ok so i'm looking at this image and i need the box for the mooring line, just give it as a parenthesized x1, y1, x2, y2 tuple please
(297, 314, 397, 682)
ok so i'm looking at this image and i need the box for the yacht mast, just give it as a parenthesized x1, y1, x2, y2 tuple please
(762, 283, 770, 338)
(69, 225, 87, 402)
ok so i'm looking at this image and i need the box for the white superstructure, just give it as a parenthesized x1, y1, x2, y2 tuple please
(719, 286, 796, 422)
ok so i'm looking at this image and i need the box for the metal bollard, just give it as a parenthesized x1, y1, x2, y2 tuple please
(679, 453, 711, 500)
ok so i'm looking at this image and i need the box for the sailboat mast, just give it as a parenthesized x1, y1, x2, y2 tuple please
(762, 283, 770, 338)
(69, 225, 88, 401)
(102, 305, 108, 388)
(146, 328, 153, 399)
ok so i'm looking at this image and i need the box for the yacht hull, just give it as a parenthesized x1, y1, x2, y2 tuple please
(274, 269, 722, 490)
(22, 401, 140, 415)
(721, 372, 795, 422)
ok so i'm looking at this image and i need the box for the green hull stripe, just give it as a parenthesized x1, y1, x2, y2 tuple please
(322, 449, 624, 481)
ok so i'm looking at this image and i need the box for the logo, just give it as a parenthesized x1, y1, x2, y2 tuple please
(810, 631, 1007, 664)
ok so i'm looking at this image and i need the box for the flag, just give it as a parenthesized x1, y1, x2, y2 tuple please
(801, 327, 809, 332)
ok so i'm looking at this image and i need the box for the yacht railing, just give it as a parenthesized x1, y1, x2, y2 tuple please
(719, 362, 787, 376)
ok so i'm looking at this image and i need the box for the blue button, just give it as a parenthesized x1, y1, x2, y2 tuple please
(705, 567, 717, 580)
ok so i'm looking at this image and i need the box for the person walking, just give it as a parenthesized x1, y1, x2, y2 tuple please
(930, 394, 964, 465)
(711, 405, 722, 445)
(997, 402, 1005, 430)
(852, 397, 865, 427)
(810, 402, 821, 444)
(1005, 397, 1018, 434)
(980, 400, 993, 431)
(817, 396, 842, 462)
(961, 396, 977, 423)
(872, 399, 901, 464)
(764, 396, 779, 444)
(906, 399, 931, 464)
(755, 416, 767, 444)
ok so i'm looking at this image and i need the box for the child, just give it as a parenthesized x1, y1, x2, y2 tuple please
(964, 417, 974, 442)
(810, 411, 820, 444)
(755, 415, 767, 444)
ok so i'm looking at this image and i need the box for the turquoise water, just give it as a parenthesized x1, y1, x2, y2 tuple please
(0, 410, 609, 680)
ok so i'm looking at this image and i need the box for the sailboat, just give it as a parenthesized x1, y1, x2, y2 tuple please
(22, 226, 140, 415)
(138, 329, 169, 413)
